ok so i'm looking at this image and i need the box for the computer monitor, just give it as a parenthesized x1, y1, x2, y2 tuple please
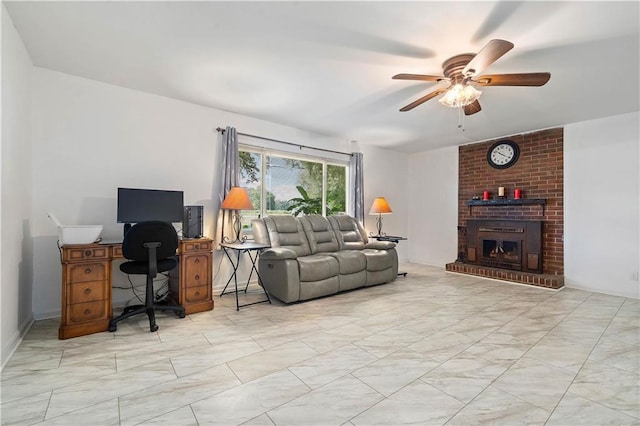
(117, 188, 184, 236)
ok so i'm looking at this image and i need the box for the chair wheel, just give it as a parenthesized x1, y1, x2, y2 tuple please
(178, 311, 186, 318)
(150, 324, 159, 332)
(109, 324, 117, 332)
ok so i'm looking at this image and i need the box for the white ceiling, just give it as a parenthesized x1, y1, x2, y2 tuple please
(5, 1, 639, 152)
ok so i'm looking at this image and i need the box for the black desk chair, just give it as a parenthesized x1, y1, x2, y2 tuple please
(109, 221, 185, 333)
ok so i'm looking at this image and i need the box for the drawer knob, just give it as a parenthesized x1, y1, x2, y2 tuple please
(195, 275, 200, 280)
(195, 244, 200, 250)
(84, 250, 92, 257)
(84, 288, 91, 295)
(195, 259, 200, 264)
(84, 268, 92, 274)
(84, 308, 91, 315)
(195, 291, 200, 296)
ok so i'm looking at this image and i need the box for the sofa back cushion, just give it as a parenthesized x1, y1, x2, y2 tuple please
(252, 218, 271, 246)
(328, 215, 368, 250)
(262, 215, 311, 256)
(299, 215, 339, 254)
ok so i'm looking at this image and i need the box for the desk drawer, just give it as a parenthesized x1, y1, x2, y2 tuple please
(65, 246, 110, 261)
(181, 240, 212, 253)
(183, 255, 210, 287)
(67, 263, 107, 284)
(67, 281, 107, 304)
(185, 285, 211, 304)
(67, 300, 108, 324)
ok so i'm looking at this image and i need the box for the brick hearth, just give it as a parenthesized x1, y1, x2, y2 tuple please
(445, 262, 564, 289)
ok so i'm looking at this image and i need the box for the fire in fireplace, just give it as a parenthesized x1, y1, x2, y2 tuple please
(466, 219, 543, 274)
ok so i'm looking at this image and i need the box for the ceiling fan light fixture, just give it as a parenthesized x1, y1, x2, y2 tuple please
(438, 84, 482, 108)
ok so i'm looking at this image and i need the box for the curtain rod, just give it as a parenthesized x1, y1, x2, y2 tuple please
(216, 127, 351, 157)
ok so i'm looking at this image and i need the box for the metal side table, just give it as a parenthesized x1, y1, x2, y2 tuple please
(219, 242, 272, 311)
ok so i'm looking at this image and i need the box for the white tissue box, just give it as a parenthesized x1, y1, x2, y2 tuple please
(58, 225, 103, 245)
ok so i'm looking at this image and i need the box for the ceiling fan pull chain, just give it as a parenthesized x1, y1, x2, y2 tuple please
(458, 107, 465, 130)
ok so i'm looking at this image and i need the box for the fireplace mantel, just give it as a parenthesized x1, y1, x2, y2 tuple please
(466, 198, 546, 215)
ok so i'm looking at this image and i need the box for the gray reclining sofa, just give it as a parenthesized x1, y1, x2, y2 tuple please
(252, 214, 398, 303)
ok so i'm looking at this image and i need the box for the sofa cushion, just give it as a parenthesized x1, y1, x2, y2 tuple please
(362, 248, 394, 271)
(271, 214, 299, 232)
(300, 215, 340, 254)
(366, 240, 396, 250)
(328, 215, 367, 250)
(327, 250, 367, 275)
(298, 254, 339, 282)
(263, 215, 311, 257)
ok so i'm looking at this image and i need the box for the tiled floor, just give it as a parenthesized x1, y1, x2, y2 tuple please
(2, 263, 639, 425)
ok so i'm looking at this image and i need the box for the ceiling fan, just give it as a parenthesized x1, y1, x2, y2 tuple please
(393, 39, 550, 115)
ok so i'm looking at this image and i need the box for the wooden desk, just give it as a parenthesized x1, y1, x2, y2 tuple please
(58, 238, 213, 339)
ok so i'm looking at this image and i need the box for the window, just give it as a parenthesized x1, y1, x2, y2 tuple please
(239, 147, 348, 230)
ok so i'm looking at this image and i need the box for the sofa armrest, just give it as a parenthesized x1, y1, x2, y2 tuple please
(261, 247, 298, 260)
(365, 241, 396, 250)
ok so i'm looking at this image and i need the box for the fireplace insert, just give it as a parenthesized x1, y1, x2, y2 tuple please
(466, 219, 543, 274)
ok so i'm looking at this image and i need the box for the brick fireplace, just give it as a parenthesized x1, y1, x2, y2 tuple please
(446, 128, 564, 289)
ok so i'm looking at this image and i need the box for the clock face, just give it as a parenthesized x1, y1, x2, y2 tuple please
(487, 140, 519, 169)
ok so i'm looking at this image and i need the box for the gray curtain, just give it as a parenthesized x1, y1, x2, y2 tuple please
(215, 126, 240, 246)
(349, 152, 364, 224)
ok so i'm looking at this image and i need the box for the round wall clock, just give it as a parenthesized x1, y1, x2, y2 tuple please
(487, 140, 520, 169)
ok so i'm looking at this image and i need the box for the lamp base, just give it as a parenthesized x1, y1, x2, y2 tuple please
(222, 236, 248, 244)
(369, 232, 387, 238)
(368, 214, 386, 237)
(222, 213, 248, 244)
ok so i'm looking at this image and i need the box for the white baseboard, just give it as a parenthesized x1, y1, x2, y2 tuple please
(1, 315, 34, 371)
(33, 310, 61, 321)
(565, 281, 639, 299)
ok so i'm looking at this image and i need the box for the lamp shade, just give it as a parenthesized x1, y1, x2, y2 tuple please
(369, 197, 392, 214)
(221, 187, 254, 210)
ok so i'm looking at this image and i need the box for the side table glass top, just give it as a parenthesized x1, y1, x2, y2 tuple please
(220, 242, 270, 251)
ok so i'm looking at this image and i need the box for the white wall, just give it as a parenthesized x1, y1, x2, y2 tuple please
(407, 146, 458, 267)
(565, 112, 640, 298)
(30, 68, 356, 318)
(359, 144, 410, 262)
(1, 5, 34, 367)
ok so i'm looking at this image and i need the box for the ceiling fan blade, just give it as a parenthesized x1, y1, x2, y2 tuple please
(474, 73, 551, 86)
(392, 73, 446, 82)
(462, 39, 514, 77)
(399, 87, 448, 112)
(463, 100, 482, 116)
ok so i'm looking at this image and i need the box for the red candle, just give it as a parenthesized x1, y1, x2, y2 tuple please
(483, 191, 489, 200)
(515, 189, 522, 199)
